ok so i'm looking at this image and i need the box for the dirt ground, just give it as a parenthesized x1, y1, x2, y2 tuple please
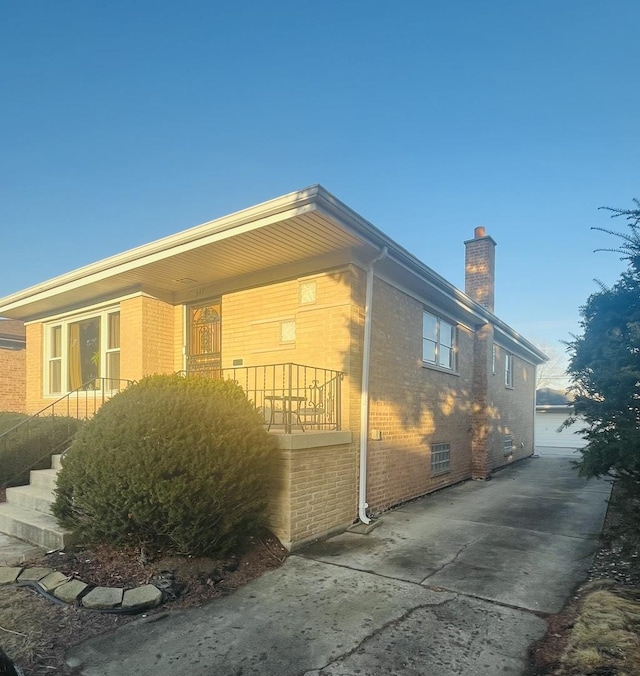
(0, 530, 287, 676)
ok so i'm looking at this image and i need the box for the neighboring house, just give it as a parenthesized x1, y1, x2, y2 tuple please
(0, 319, 26, 413)
(0, 186, 546, 549)
(535, 395, 588, 452)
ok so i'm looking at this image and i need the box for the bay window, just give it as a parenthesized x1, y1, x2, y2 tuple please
(45, 309, 120, 395)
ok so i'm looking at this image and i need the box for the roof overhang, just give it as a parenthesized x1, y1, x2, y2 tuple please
(0, 185, 546, 365)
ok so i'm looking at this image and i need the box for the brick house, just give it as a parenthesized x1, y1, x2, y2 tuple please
(0, 319, 26, 413)
(0, 186, 545, 549)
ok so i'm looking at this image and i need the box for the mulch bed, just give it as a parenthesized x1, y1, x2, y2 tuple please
(0, 528, 287, 675)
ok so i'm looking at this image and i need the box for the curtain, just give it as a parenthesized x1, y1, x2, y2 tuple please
(68, 323, 82, 390)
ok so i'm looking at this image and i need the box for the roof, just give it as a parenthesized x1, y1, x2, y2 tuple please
(0, 319, 26, 349)
(0, 185, 546, 365)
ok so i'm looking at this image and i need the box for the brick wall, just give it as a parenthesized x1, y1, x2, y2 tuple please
(267, 440, 359, 549)
(0, 347, 26, 413)
(120, 295, 175, 380)
(25, 323, 45, 414)
(488, 343, 536, 468)
(464, 232, 496, 313)
(470, 323, 493, 479)
(366, 278, 474, 513)
(221, 268, 361, 429)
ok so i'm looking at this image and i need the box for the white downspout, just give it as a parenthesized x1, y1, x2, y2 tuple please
(358, 246, 388, 524)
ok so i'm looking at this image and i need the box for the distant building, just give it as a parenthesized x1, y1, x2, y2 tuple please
(0, 319, 26, 413)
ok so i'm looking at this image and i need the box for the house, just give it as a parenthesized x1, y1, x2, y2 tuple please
(0, 186, 546, 550)
(535, 404, 588, 452)
(0, 319, 26, 413)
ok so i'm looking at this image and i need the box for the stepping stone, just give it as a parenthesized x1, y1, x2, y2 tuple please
(54, 579, 89, 603)
(39, 571, 71, 592)
(82, 586, 124, 609)
(0, 567, 22, 585)
(122, 584, 162, 610)
(17, 567, 53, 582)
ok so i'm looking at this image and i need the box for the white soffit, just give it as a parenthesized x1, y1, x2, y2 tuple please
(0, 197, 365, 320)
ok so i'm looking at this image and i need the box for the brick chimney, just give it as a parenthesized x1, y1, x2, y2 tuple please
(464, 226, 497, 313)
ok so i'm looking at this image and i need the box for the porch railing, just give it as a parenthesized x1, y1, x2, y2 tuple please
(183, 362, 343, 434)
(0, 377, 133, 487)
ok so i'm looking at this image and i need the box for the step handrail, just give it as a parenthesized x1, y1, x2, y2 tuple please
(0, 377, 134, 487)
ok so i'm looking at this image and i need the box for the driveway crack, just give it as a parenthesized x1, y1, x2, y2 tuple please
(300, 598, 459, 676)
(419, 538, 479, 584)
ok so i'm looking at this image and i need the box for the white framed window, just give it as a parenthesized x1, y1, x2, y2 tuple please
(503, 435, 513, 456)
(45, 308, 120, 395)
(505, 353, 514, 388)
(492, 344, 496, 375)
(431, 442, 451, 475)
(423, 311, 456, 370)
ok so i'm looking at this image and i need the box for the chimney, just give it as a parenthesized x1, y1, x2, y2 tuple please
(464, 226, 497, 313)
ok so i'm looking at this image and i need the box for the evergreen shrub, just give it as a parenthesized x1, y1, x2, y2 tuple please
(0, 412, 81, 487)
(52, 374, 279, 556)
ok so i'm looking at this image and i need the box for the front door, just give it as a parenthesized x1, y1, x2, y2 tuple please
(186, 301, 221, 377)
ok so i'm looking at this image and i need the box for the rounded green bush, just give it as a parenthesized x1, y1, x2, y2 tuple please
(52, 374, 278, 556)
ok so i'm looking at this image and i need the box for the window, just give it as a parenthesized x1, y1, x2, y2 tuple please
(505, 353, 514, 387)
(45, 309, 120, 395)
(299, 280, 317, 304)
(48, 326, 62, 394)
(492, 344, 496, 375)
(431, 442, 451, 475)
(280, 320, 296, 343)
(503, 436, 513, 456)
(423, 311, 456, 370)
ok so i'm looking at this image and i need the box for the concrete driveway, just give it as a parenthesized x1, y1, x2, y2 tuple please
(67, 456, 611, 675)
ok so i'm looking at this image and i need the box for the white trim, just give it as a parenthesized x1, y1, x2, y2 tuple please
(0, 191, 321, 314)
(24, 291, 145, 325)
(43, 306, 120, 396)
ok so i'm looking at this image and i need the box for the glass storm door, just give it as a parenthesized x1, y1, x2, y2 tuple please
(186, 302, 221, 377)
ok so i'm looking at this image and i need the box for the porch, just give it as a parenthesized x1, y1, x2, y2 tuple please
(182, 362, 343, 434)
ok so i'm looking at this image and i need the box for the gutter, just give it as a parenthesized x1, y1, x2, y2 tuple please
(358, 246, 388, 525)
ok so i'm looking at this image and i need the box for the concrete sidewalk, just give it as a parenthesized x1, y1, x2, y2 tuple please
(67, 456, 611, 675)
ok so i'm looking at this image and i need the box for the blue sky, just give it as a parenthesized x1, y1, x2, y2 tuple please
(1, 1, 638, 373)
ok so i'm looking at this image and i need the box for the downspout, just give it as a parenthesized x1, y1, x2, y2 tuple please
(358, 246, 388, 524)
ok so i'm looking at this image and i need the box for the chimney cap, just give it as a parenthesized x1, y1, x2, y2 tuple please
(474, 226, 486, 239)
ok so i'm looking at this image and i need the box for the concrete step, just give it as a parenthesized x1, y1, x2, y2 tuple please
(5, 485, 56, 515)
(51, 454, 63, 471)
(0, 503, 75, 550)
(29, 468, 59, 491)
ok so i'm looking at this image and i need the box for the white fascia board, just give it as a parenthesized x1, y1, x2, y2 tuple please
(494, 327, 548, 365)
(0, 188, 322, 315)
(315, 188, 547, 365)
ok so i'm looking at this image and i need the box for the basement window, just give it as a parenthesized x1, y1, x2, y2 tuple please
(431, 442, 451, 475)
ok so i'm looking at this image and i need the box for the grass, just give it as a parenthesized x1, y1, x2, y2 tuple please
(0, 586, 55, 668)
(560, 582, 640, 675)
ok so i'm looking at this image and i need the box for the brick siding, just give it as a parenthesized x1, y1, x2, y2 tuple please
(366, 278, 474, 512)
(0, 347, 26, 413)
(488, 343, 536, 468)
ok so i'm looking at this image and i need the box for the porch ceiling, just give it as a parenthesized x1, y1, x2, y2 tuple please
(0, 206, 369, 321)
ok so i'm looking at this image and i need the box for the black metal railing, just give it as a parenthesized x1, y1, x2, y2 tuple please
(181, 362, 343, 434)
(0, 377, 133, 487)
